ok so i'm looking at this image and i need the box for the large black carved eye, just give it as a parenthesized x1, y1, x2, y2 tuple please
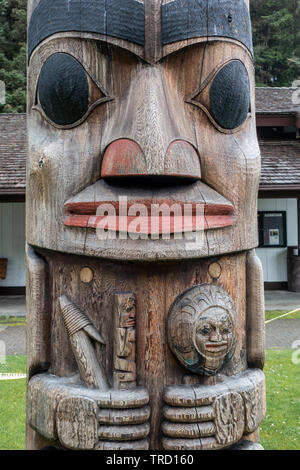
(209, 61, 250, 130)
(38, 53, 89, 126)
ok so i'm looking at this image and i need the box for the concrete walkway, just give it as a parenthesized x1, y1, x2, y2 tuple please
(0, 325, 26, 355)
(265, 290, 300, 311)
(0, 295, 26, 317)
(266, 319, 300, 349)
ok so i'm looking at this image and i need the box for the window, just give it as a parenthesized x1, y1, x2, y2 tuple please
(258, 211, 287, 248)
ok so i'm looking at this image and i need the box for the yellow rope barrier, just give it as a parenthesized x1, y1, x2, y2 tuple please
(265, 307, 300, 324)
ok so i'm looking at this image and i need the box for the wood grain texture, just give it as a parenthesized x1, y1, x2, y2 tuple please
(26, 245, 50, 379)
(167, 284, 238, 376)
(113, 293, 137, 389)
(56, 396, 98, 450)
(27, 0, 264, 451)
(246, 250, 265, 369)
(214, 392, 244, 445)
(59, 295, 109, 390)
(27, 35, 260, 261)
(162, 369, 265, 450)
(27, 373, 150, 449)
(31, 250, 247, 449)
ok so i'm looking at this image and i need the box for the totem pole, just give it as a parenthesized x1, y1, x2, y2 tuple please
(26, 0, 266, 450)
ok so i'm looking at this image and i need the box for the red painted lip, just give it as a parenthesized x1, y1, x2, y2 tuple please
(205, 342, 228, 352)
(64, 200, 235, 235)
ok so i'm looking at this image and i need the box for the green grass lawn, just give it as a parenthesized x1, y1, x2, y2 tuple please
(0, 355, 26, 450)
(265, 310, 300, 322)
(0, 316, 26, 327)
(0, 351, 299, 450)
(260, 350, 300, 450)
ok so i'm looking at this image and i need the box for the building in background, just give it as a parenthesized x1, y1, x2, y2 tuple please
(0, 114, 26, 294)
(0, 89, 299, 293)
(256, 88, 300, 290)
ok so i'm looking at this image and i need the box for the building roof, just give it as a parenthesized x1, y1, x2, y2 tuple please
(256, 87, 300, 115)
(0, 114, 26, 194)
(260, 141, 300, 188)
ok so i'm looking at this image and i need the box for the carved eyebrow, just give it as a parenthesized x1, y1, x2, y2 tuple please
(161, 0, 253, 55)
(28, 0, 145, 61)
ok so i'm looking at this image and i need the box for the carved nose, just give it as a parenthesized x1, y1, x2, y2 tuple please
(101, 139, 201, 179)
(101, 67, 201, 181)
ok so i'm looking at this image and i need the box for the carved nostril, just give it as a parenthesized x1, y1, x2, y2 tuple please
(101, 139, 147, 178)
(164, 140, 201, 179)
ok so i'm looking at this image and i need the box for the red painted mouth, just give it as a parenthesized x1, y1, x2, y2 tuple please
(64, 200, 234, 235)
(205, 342, 228, 353)
(63, 180, 235, 235)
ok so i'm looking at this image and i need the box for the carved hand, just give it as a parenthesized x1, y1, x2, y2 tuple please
(162, 369, 266, 450)
(28, 373, 150, 450)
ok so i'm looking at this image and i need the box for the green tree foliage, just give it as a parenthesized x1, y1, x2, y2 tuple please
(0, 0, 299, 113)
(0, 0, 27, 113)
(251, 0, 300, 87)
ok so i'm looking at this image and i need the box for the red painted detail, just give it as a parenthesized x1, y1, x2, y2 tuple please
(101, 139, 147, 177)
(164, 140, 201, 178)
(65, 200, 234, 217)
(65, 213, 234, 235)
(64, 199, 234, 233)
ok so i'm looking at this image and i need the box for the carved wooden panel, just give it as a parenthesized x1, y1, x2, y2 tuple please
(168, 284, 237, 376)
(26, 0, 265, 451)
(113, 293, 137, 390)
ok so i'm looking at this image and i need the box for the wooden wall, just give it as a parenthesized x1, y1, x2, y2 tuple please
(0, 202, 26, 287)
(257, 198, 298, 282)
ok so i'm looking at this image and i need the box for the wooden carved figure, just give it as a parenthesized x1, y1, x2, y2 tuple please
(26, 0, 266, 450)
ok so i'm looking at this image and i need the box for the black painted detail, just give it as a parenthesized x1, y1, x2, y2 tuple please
(28, 0, 145, 60)
(162, 0, 253, 54)
(38, 53, 89, 126)
(209, 61, 250, 130)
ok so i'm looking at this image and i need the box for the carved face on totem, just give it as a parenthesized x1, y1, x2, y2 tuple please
(168, 284, 237, 375)
(118, 295, 136, 328)
(27, 0, 260, 261)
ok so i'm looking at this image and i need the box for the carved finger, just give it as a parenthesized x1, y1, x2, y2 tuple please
(164, 385, 201, 407)
(98, 423, 150, 441)
(96, 439, 149, 450)
(162, 437, 219, 451)
(98, 406, 150, 425)
(162, 421, 216, 439)
(95, 387, 149, 409)
(163, 405, 214, 423)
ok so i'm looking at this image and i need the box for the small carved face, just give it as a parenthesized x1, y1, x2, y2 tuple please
(119, 297, 136, 328)
(193, 308, 235, 373)
(168, 284, 237, 376)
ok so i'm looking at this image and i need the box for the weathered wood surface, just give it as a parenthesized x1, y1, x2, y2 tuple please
(59, 295, 109, 390)
(27, 250, 248, 449)
(246, 250, 265, 369)
(113, 293, 137, 389)
(162, 369, 266, 450)
(27, 1, 260, 262)
(27, 0, 264, 451)
(27, 372, 150, 450)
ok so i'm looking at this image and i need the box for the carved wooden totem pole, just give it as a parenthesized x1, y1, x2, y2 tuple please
(26, 0, 266, 450)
